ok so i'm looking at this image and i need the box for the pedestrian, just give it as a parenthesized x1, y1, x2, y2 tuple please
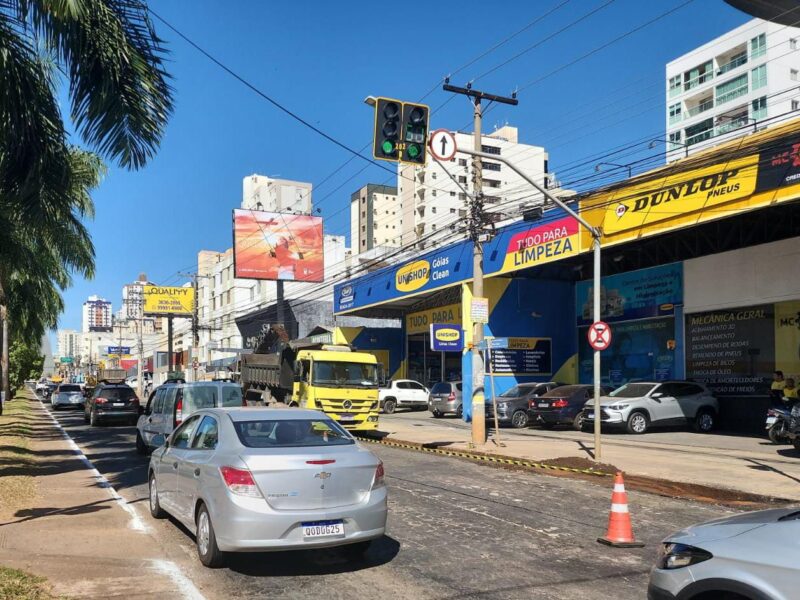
(783, 377, 798, 401)
(771, 370, 786, 400)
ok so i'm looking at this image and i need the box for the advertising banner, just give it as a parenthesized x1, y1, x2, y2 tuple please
(144, 285, 194, 316)
(575, 263, 683, 326)
(579, 317, 676, 387)
(334, 240, 473, 313)
(685, 305, 775, 396)
(580, 122, 800, 248)
(430, 324, 464, 352)
(485, 337, 552, 375)
(407, 304, 462, 335)
(107, 346, 131, 355)
(233, 209, 324, 282)
(493, 215, 582, 275)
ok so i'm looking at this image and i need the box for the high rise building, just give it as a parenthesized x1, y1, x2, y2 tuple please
(57, 329, 81, 359)
(242, 174, 313, 214)
(397, 125, 550, 250)
(121, 273, 152, 320)
(81, 295, 112, 332)
(665, 18, 800, 161)
(350, 184, 399, 255)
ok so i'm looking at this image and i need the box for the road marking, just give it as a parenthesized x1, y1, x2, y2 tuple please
(38, 399, 151, 533)
(149, 559, 206, 600)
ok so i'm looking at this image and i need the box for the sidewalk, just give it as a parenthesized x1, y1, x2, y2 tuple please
(374, 413, 800, 503)
(0, 391, 201, 599)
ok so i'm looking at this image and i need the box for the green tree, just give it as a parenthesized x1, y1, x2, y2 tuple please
(8, 336, 44, 394)
(0, 1, 173, 409)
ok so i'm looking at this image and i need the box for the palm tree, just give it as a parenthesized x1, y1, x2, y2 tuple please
(0, 147, 103, 411)
(0, 1, 173, 406)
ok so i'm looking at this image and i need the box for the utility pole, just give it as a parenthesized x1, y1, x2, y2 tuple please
(192, 274, 199, 382)
(443, 81, 518, 446)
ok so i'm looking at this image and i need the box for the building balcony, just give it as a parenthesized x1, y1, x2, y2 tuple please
(716, 53, 747, 76)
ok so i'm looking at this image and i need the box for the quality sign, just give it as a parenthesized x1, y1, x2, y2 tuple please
(430, 323, 464, 352)
(143, 285, 195, 316)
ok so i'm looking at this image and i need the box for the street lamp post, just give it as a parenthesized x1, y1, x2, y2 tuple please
(649, 138, 689, 158)
(595, 162, 633, 178)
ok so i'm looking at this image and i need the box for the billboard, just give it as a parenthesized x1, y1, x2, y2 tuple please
(579, 120, 800, 248)
(143, 285, 194, 316)
(233, 209, 324, 282)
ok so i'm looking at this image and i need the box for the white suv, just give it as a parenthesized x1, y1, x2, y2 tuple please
(379, 379, 430, 414)
(583, 381, 718, 434)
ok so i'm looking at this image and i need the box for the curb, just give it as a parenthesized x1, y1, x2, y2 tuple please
(357, 435, 612, 477)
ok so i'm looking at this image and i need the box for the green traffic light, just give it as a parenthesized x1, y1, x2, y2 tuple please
(407, 144, 420, 158)
(382, 140, 395, 154)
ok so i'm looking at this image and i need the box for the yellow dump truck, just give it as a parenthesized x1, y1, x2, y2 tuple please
(238, 328, 380, 431)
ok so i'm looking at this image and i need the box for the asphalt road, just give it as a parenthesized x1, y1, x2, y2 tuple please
(44, 403, 734, 600)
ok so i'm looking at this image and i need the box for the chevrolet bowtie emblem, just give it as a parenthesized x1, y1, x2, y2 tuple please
(315, 471, 332, 480)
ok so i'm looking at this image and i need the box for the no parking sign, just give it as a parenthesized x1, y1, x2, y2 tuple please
(587, 321, 612, 351)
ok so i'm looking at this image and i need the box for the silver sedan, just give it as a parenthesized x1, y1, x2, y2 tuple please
(147, 407, 388, 567)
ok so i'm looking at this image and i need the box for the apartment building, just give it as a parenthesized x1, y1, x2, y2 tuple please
(349, 183, 400, 254)
(81, 295, 112, 333)
(242, 174, 313, 214)
(57, 329, 81, 360)
(397, 125, 549, 249)
(666, 18, 800, 160)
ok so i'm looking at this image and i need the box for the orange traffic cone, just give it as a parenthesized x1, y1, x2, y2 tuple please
(597, 472, 645, 548)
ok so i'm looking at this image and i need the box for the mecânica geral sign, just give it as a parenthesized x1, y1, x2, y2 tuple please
(143, 285, 194, 316)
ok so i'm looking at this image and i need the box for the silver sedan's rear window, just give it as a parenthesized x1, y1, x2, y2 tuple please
(233, 419, 355, 448)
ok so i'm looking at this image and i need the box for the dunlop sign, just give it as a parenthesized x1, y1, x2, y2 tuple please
(143, 285, 195, 316)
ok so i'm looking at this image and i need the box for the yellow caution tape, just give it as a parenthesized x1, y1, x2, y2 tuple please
(356, 435, 611, 477)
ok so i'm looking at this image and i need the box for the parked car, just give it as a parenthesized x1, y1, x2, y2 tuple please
(648, 507, 800, 600)
(147, 407, 387, 567)
(528, 384, 612, 430)
(136, 381, 245, 454)
(84, 383, 139, 426)
(486, 382, 564, 428)
(583, 381, 718, 434)
(51, 383, 85, 410)
(379, 379, 430, 414)
(35, 380, 48, 396)
(429, 381, 463, 418)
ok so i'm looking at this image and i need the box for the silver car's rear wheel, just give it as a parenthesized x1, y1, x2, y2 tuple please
(510, 410, 529, 428)
(196, 504, 224, 567)
(149, 473, 166, 519)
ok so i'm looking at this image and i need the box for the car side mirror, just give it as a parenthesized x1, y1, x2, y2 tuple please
(651, 392, 664, 399)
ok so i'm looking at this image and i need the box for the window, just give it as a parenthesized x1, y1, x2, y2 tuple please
(669, 131, 682, 144)
(481, 144, 501, 155)
(793, 100, 800, 111)
(752, 96, 767, 120)
(668, 102, 682, 124)
(361, 225, 365, 232)
(717, 51, 747, 75)
(449, 191, 456, 197)
(450, 208, 456, 214)
(233, 418, 354, 448)
(483, 161, 501, 172)
(432, 172, 437, 179)
(459, 192, 467, 201)
(484, 195, 501, 203)
(684, 60, 712, 90)
(191, 416, 219, 450)
(458, 176, 467, 184)
(792, 38, 798, 50)
(750, 33, 766, 59)
(432, 224, 437, 230)
(715, 74, 748, 104)
(171, 415, 202, 449)
(668, 75, 682, 98)
(792, 69, 799, 82)
(432, 206, 437, 214)
(752, 64, 767, 89)
(458, 158, 467, 166)
(432, 190, 437, 197)
(685, 118, 714, 146)
(483, 179, 501, 188)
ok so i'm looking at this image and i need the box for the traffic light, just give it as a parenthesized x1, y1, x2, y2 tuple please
(400, 102, 429, 165)
(373, 98, 401, 162)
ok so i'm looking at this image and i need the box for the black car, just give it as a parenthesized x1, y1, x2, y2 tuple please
(84, 383, 140, 426)
(528, 384, 612, 430)
(486, 382, 564, 428)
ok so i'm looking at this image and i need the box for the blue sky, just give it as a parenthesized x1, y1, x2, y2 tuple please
(55, 0, 750, 335)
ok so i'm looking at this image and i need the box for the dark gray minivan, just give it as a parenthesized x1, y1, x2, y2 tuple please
(136, 381, 244, 454)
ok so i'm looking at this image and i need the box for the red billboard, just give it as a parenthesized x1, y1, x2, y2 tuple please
(233, 209, 324, 282)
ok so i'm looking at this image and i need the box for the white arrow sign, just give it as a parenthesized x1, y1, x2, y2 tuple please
(429, 129, 457, 161)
